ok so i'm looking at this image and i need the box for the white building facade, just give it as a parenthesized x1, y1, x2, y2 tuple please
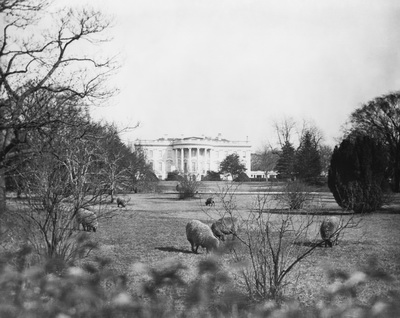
(134, 134, 252, 180)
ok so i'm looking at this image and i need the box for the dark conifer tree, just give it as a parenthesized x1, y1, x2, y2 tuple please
(276, 141, 296, 180)
(328, 135, 388, 213)
(294, 131, 322, 184)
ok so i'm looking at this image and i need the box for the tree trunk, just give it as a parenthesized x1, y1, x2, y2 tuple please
(393, 167, 400, 193)
(0, 167, 6, 214)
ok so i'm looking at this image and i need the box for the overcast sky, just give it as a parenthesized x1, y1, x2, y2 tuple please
(58, 0, 400, 151)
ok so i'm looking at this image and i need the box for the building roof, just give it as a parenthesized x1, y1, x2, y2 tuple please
(135, 134, 250, 148)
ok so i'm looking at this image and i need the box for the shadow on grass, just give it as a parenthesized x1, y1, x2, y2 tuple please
(155, 246, 193, 254)
(263, 209, 354, 216)
(293, 241, 322, 248)
(148, 197, 180, 201)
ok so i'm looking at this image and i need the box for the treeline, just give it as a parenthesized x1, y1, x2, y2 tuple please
(5, 103, 155, 202)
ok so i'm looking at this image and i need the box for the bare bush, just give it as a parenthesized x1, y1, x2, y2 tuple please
(177, 174, 199, 199)
(277, 180, 315, 210)
(205, 184, 361, 301)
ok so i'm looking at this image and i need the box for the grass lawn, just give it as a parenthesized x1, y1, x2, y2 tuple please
(90, 182, 400, 307)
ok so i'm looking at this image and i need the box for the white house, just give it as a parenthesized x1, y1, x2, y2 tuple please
(134, 134, 252, 180)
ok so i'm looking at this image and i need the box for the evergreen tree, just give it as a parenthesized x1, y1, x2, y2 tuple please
(294, 131, 322, 184)
(276, 141, 296, 180)
(328, 135, 388, 213)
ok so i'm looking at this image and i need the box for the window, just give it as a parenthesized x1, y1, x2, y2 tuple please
(166, 161, 172, 172)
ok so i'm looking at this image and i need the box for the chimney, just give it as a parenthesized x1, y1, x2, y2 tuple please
(217, 133, 221, 140)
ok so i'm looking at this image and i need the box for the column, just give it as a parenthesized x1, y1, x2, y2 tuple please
(197, 148, 200, 175)
(205, 148, 209, 172)
(180, 148, 184, 172)
(175, 149, 178, 171)
(208, 148, 211, 171)
(188, 148, 192, 172)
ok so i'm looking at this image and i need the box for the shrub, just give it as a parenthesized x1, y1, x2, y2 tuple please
(233, 172, 250, 182)
(177, 175, 199, 199)
(328, 135, 388, 213)
(279, 180, 313, 210)
(165, 171, 184, 181)
(202, 170, 221, 181)
(0, 244, 399, 317)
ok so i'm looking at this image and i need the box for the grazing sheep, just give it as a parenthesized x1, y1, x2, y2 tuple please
(205, 197, 215, 206)
(116, 197, 126, 208)
(211, 217, 238, 241)
(320, 216, 340, 247)
(186, 220, 219, 254)
(76, 209, 98, 232)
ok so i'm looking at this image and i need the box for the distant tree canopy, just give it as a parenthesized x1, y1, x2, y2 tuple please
(349, 92, 400, 192)
(319, 145, 333, 176)
(328, 135, 389, 213)
(251, 147, 279, 175)
(219, 153, 247, 180)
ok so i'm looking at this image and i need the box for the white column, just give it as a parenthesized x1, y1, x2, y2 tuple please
(180, 148, 184, 172)
(188, 148, 192, 172)
(197, 148, 200, 175)
(175, 149, 178, 171)
(206, 148, 209, 172)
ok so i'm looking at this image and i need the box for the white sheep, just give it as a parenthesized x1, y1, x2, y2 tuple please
(320, 216, 340, 247)
(186, 220, 219, 254)
(116, 197, 126, 208)
(76, 209, 98, 232)
(211, 217, 238, 241)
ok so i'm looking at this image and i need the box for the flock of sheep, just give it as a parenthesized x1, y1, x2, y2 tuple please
(75, 195, 341, 254)
(185, 198, 341, 254)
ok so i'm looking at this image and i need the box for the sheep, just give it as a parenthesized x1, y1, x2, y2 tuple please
(186, 220, 219, 254)
(76, 209, 98, 232)
(320, 216, 340, 247)
(211, 217, 238, 241)
(205, 197, 215, 206)
(116, 197, 126, 208)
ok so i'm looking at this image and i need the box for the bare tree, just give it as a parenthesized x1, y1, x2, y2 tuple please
(273, 116, 297, 148)
(252, 145, 279, 180)
(14, 115, 114, 263)
(0, 0, 117, 212)
(319, 144, 333, 176)
(298, 118, 324, 147)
